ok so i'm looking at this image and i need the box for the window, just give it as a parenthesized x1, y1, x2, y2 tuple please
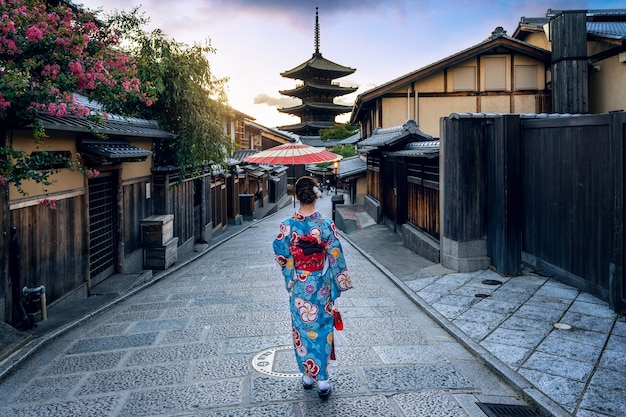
(30, 151, 71, 169)
(453, 66, 476, 91)
(515, 65, 538, 90)
(484, 57, 506, 91)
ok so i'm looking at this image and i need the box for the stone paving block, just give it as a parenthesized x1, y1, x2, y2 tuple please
(386, 328, 431, 345)
(510, 303, 565, 323)
(579, 380, 626, 417)
(160, 328, 204, 345)
(338, 330, 389, 346)
(416, 289, 445, 303)
(432, 301, 470, 319)
(499, 315, 554, 333)
(67, 332, 159, 354)
(128, 317, 190, 333)
(600, 344, 626, 372)
(547, 327, 608, 348)
(84, 322, 132, 338)
(470, 298, 521, 315)
(518, 368, 583, 412)
(405, 276, 438, 292)
(361, 364, 473, 392)
(534, 282, 580, 301)
(479, 341, 530, 368)
(393, 390, 470, 417)
(606, 331, 626, 352)
(124, 299, 190, 312)
(106, 309, 163, 323)
(124, 341, 222, 365)
(43, 351, 125, 375)
(560, 311, 615, 333)
(119, 380, 243, 416)
(455, 307, 508, 328)
(482, 327, 546, 349)
(537, 332, 603, 362)
(194, 355, 252, 380)
(452, 319, 494, 340)
(164, 304, 238, 318)
(568, 299, 616, 318)
(523, 351, 594, 382)
(11, 374, 81, 402)
(372, 345, 448, 365)
(298, 394, 398, 417)
(183, 403, 297, 417)
(349, 297, 396, 307)
(191, 313, 249, 329)
(0, 396, 122, 417)
(334, 346, 382, 366)
(77, 364, 188, 395)
(226, 335, 292, 354)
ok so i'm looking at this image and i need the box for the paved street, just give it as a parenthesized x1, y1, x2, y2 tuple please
(0, 199, 533, 417)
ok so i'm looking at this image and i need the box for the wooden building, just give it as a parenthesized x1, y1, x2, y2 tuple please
(1, 96, 176, 325)
(350, 26, 551, 139)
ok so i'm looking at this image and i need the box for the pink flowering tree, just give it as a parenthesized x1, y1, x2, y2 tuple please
(0, 0, 155, 195)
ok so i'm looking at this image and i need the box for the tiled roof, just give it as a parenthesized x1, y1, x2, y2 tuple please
(299, 136, 344, 148)
(337, 155, 366, 179)
(32, 93, 176, 140)
(359, 120, 433, 148)
(390, 140, 440, 158)
(77, 139, 151, 162)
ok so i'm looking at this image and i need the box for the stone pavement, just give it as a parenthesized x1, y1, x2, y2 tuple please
(0, 191, 624, 416)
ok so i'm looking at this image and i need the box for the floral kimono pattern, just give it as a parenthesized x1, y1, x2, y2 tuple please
(273, 210, 352, 381)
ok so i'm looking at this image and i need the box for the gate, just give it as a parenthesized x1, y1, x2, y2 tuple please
(88, 173, 117, 286)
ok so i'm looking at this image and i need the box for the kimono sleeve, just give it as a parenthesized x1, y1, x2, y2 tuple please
(273, 220, 294, 291)
(324, 219, 353, 300)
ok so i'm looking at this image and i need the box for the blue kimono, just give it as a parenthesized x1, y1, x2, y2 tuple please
(273, 210, 352, 381)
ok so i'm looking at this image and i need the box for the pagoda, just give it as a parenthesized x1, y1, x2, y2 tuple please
(277, 8, 356, 136)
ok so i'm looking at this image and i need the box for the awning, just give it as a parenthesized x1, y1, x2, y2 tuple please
(77, 139, 152, 163)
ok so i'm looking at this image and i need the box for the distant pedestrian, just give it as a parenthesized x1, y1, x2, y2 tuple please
(273, 176, 353, 399)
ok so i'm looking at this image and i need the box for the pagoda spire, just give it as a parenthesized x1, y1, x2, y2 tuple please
(314, 7, 320, 55)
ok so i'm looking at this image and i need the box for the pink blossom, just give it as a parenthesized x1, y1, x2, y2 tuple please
(0, 176, 7, 186)
(26, 25, 42, 42)
(39, 198, 57, 209)
(87, 169, 100, 178)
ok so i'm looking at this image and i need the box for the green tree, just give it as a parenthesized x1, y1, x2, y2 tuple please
(102, 8, 232, 168)
(319, 123, 359, 140)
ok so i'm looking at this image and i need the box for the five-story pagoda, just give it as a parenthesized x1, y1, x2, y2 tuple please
(278, 8, 356, 136)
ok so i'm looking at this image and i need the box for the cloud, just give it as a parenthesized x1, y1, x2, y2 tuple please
(253, 94, 298, 108)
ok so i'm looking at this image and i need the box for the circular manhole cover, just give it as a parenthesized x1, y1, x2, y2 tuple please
(252, 346, 301, 378)
(482, 279, 503, 286)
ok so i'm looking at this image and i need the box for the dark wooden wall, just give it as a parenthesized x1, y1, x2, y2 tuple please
(407, 159, 440, 239)
(10, 196, 87, 304)
(521, 113, 622, 307)
(122, 178, 151, 257)
(443, 111, 626, 314)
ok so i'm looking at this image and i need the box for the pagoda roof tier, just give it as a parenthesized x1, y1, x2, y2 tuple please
(281, 52, 356, 80)
(277, 120, 336, 135)
(278, 101, 352, 116)
(280, 82, 358, 99)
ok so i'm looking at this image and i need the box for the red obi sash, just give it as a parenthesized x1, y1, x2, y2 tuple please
(290, 234, 327, 272)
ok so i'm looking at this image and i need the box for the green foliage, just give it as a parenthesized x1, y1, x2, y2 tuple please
(331, 144, 358, 159)
(103, 8, 232, 167)
(319, 123, 359, 140)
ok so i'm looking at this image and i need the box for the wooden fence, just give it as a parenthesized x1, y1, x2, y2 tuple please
(443, 112, 626, 314)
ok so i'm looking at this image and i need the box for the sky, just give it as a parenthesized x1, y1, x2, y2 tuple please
(82, 0, 623, 129)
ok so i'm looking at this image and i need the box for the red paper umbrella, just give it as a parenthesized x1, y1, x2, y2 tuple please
(243, 143, 342, 165)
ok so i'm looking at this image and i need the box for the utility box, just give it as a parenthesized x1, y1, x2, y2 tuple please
(141, 214, 178, 270)
(239, 194, 254, 219)
(141, 214, 174, 246)
(144, 237, 178, 270)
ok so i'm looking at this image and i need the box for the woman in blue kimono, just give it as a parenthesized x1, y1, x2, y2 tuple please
(273, 176, 353, 399)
